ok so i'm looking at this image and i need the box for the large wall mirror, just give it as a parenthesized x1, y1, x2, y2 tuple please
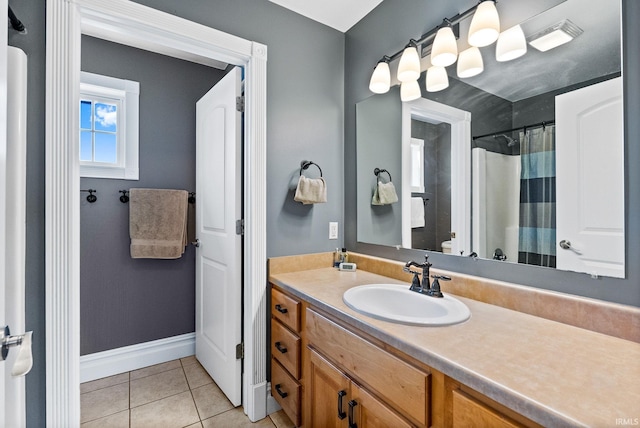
(356, 0, 625, 278)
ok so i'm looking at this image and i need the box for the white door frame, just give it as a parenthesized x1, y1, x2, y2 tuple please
(401, 98, 471, 254)
(45, 0, 268, 425)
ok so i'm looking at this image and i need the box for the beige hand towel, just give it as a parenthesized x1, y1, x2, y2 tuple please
(372, 181, 398, 205)
(294, 175, 327, 204)
(129, 188, 189, 259)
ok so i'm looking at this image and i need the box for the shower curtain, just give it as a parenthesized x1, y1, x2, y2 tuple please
(518, 125, 556, 267)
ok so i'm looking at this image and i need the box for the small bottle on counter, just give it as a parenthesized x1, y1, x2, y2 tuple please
(340, 248, 349, 264)
(333, 248, 341, 268)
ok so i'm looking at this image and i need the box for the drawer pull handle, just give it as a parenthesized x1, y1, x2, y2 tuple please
(275, 304, 288, 314)
(348, 400, 358, 428)
(275, 384, 288, 398)
(275, 341, 288, 354)
(337, 390, 347, 420)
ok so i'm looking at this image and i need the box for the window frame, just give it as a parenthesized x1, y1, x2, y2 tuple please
(79, 71, 139, 180)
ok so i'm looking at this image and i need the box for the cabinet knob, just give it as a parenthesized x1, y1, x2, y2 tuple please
(275, 304, 288, 314)
(337, 390, 347, 420)
(274, 383, 288, 398)
(275, 341, 288, 354)
(348, 400, 358, 428)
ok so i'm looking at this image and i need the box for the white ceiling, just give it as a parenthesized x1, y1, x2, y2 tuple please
(268, 0, 383, 32)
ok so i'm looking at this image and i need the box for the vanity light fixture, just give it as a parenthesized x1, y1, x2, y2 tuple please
(431, 20, 458, 67)
(496, 24, 527, 62)
(368, 0, 514, 98)
(457, 46, 484, 78)
(468, 0, 500, 47)
(397, 40, 421, 82)
(369, 56, 391, 94)
(527, 19, 583, 52)
(426, 66, 449, 92)
(400, 80, 422, 102)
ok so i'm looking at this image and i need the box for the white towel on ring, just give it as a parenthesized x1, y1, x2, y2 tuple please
(294, 175, 327, 204)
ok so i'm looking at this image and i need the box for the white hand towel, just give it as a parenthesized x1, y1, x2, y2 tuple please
(294, 175, 327, 204)
(372, 181, 398, 205)
(411, 197, 425, 228)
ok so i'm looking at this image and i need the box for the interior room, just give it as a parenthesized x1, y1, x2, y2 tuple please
(3, 0, 639, 426)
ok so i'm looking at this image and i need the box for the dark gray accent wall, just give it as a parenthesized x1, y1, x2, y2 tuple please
(345, 1, 640, 308)
(79, 36, 226, 355)
(11, 0, 344, 425)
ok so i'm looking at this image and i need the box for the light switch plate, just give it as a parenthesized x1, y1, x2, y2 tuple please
(329, 222, 338, 240)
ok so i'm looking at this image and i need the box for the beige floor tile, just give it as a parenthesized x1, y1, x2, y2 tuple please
(131, 391, 200, 428)
(130, 367, 189, 408)
(184, 362, 214, 389)
(202, 408, 275, 428)
(269, 409, 295, 428)
(81, 372, 129, 394)
(191, 382, 234, 419)
(181, 355, 198, 367)
(80, 382, 129, 424)
(81, 410, 129, 428)
(130, 359, 182, 380)
(186, 423, 203, 428)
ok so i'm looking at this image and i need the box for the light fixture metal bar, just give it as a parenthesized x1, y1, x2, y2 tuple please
(384, 3, 480, 63)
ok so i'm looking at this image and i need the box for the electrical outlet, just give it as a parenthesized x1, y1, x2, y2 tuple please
(329, 222, 339, 240)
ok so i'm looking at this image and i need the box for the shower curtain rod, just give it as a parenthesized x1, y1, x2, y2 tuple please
(472, 120, 555, 141)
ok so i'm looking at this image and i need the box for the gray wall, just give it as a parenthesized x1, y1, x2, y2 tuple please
(80, 36, 226, 355)
(345, 0, 640, 308)
(9, 0, 345, 425)
(356, 87, 402, 246)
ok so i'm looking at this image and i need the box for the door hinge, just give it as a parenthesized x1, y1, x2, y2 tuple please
(236, 342, 244, 359)
(236, 96, 245, 112)
(236, 219, 245, 235)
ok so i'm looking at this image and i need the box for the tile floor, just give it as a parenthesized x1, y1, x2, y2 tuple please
(80, 356, 295, 428)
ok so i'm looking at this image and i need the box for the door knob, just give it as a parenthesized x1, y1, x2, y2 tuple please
(1, 326, 33, 377)
(192, 239, 200, 247)
(559, 240, 582, 254)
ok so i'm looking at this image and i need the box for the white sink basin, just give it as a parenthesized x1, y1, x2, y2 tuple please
(343, 284, 470, 326)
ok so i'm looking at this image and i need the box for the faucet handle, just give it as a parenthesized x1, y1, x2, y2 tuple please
(428, 275, 450, 298)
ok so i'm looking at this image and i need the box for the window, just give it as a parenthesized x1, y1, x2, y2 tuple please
(80, 72, 139, 180)
(410, 138, 425, 193)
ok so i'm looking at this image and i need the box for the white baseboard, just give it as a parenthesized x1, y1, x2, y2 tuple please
(266, 382, 282, 415)
(80, 333, 196, 383)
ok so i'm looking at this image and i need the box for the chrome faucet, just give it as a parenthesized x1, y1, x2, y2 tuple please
(403, 255, 431, 294)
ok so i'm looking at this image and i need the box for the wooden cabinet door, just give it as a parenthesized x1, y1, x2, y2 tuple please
(351, 383, 414, 428)
(307, 348, 350, 428)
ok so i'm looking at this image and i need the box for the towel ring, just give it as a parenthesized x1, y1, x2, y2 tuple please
(119, 190, 130, 203)
(300, 160, 323, 177)
(374, 168, 392, 182)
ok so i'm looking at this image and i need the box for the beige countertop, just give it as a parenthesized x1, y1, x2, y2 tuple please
(269, 266, 640, 427)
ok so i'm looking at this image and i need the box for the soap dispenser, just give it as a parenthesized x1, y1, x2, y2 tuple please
(333, 248, 341, 268)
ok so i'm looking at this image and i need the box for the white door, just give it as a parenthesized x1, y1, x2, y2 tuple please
(195, 67, 243, 406)
(2, 43, 29, 427)
(555, 77, 624, 278)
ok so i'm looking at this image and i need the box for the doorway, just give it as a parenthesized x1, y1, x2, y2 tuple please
(46, 0, 268, 425)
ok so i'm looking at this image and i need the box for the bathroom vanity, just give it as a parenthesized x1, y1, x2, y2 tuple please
(268, 252, 640, 427)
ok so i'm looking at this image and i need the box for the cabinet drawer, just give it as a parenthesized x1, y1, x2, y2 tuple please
(452, 390, 523, 428)
(271, 319, 301, 379)
(271, 288, 301, 332)
(306, 308, 429, 426)
(271, 358, 301, 426)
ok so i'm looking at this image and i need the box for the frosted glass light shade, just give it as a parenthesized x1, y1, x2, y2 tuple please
(457, 47, 484, 78)
(369, 61, 391, 94)
(496, 25, 527, 62)
(397, 45, 421, 82)
(400, 80, 421, 102)
(426, 66, 449, 92)
(468, 1, 500, 47)
(431, 26, 458, 67)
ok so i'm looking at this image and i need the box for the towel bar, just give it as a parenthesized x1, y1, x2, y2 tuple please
(120, 189, 196, 204)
